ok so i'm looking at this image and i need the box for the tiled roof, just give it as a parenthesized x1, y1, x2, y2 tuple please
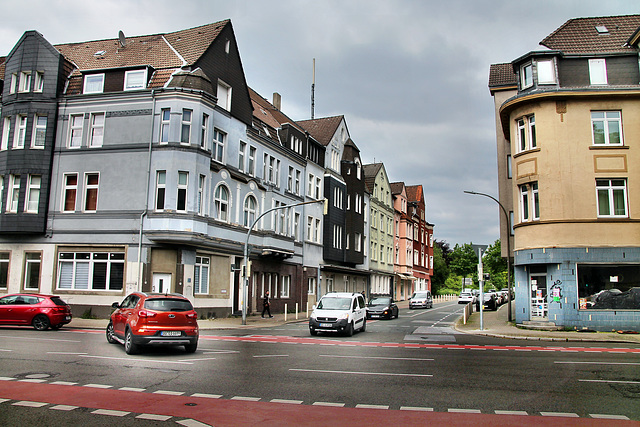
(540, 14, 640, 54)
(249, 88, 306, 133)
(298, 115, 344, 146)
(0, 57, 5, 81)
(390, 182, 405, 195)
(488, 63, 516, 88)
(362, 163, 382, 194)
(162, 20, 229, 65)
(405, 184, 423, 203)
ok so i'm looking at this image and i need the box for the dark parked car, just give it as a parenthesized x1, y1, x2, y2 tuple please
(476, 292, 499, 311)
(0, 293, 72, 330)
(366, 296, 399, 320)
(107, 292, 199, 354)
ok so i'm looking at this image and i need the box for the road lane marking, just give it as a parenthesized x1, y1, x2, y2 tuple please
(84, 383, 112, 389)
(319, 355, 434, 361)
(13, 400, 48, 407)
(495, 410, 528, 415)
(191, 393, 222, 399)
(0, 335, 80, 343)
(119, 387, 145, 392)
(49, 381, 78, 386)
(47, 352, 87, 355)
(290, 368, 432, 378)
(137, 414, 173, 421)
(231, 396, 261, 401)
(312, 402, 345, 407)
(79, 355, 193, 365)
(0, 349, 12, 352)
(579, 379, 640, 385)
(271, 399, 303, 404)
(177, 419, 211, 427)
(540, 412, 579, 417)
(178, 357, 217, 362)
(92, 409, 130, 417)
(51, 405, 78, 411)
(449, 408, 481, 413)
(400, 406, 433, 411)
(253, 354, 289, 358)
(555, 361, 640, 366)
(153, 390, 184, 395)
(356, 404, 389, 409)
(590, 414, 630, 420)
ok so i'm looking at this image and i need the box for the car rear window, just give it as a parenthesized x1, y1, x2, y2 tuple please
(50, 297, 68, 306)
(144, 298, 193, 312)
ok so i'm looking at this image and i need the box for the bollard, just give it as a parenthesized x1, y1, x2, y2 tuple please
(296, 303, 299, 320)
(284, 303, 288, 322)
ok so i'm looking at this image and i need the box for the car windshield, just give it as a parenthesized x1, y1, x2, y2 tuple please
(368, 297, 391, 306)
(144, 298, 193, 312)
(317, 297, 351, 310)
(413, 292, 429, 299)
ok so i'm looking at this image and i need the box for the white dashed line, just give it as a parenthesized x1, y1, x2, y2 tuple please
(312, 401, 345, 407)
(449, 408, 481, 413)
(356, 404, 389, 409)
(540, 412, 579, 417)
(495, 410, 528, 415)
(92, 409, 130, 417)
(50, 405, 78, 411)
(191, 393, 222, 399)
(137, 413, 173, 421)
(13, 400, 48, 407)
(231, 396, 260, 401)
(153, 390, 185, 396)
(176, 419, 211, 427)
(50, 381, 78, 386)
(119, 387, 146, 392)
(400, 406, 433, 411)
(84, 383, 113, 389)
(590, 414, 630, 420)
(270, 399, 303, 404)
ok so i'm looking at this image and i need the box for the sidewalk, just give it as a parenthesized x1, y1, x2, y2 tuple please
(455, 303, 640, 344)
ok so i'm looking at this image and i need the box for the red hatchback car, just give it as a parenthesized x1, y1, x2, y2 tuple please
(0, 293, 72, 330)
(106, 292, 199, 354)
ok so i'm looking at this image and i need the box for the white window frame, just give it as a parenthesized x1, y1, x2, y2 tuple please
(201, 113, 209, 150)
(281, 275, 290, 298)
(8, 175, 20, 213)
(314, 218, 321, 243)
(89, 112, 105, 147)
(14, 115, 27, 149)
(24, 252, 41, 290)
(34, 71, 44, 92)
(160, 108, 170, 144)
(10, 73, 17, 94)
(306, 216, 313, 242)
(19, 71, 31, 92)
(520, 63, 533, 89)
(248, 146, 256, 176)
(531, 182, 540, 221)
(197, 175, 206, 216)
(83, 74, 105, 94)
(1, 117, 11, 150)
(596, 179, 628, 218)
(520, 184, 529, 222)
(217, 80, 232, 111)
(180, 109, 192, 145)
(536, 59, 556, 84)
(194, 256, 210, 294)
(31, 115, 47, 148)
(84, 173, 99, 212)
(62, 173, 78, 213)
(591, 111, 623, 146)
(213, 128, 225, 163)
(589, 59, 607, 85)
(177, 171, 189, 213)
(516, 115, 536, 152)
(214, 184, 230, 222)
(68, 114, 84, 148)
(243, 195, 257, 227)
(155, 171, 166, 211)
(124, 69, 147, 91)
(25, 175, 41, 213)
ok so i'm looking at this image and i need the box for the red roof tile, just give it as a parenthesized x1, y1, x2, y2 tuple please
(488, 63, 516, 89)
(298, 115, 344, 146)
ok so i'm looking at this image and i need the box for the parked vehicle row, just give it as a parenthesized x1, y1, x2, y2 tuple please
(475, 288, 513, 311)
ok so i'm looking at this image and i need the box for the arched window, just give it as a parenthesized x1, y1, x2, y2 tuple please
(243, 195, 258, 227)
(355, 159, 361, 180)
(214, 185, 229, 222)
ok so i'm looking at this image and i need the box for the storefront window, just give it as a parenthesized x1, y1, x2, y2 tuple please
(577, 264, 640, 310)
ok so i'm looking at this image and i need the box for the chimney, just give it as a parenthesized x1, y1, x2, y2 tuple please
(272, 92, 281, 110)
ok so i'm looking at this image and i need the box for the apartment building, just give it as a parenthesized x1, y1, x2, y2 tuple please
(489, 14, 640, 330)
(406, 185, 434, 293)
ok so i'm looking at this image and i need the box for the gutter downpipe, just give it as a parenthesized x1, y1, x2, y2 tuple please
(138, 89, 157, 291)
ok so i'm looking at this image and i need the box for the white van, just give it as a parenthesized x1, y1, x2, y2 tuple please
(309, 292, 367, 336)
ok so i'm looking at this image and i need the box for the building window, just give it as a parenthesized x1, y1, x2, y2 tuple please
(83, 74, 105, 94)
(294, 212, 300, 241)
(197, 175, 205, 215)
(30, 115, 47, 148)
(596, 179, 627, 217)
(0, 253, 9, 289)
(199, 113, 209, 150)
(214, 185, 229, 222)
(333, 225, 343, 249)
(24, 252, 41, 290)
(307, 216, 313, 242)
(1, 117, 11, 150)
(314, 218, 321, 243)
(14, 115, 27, 148)
(160, 109, 170, 143)
(155, 171, 166, 211)
(308, 277, 316, 295)
(520, 184, 529, 222)
(591, 111, 622, 146)
(69, 114, 84, 148)
(531, 182, 540, 220)
(19, 71, 32, 92)
(25, 175, 41, 213)
(238, 141, 246, 172)
(520, 63, 533, 89)
(281, 275, 290, 298)
(248, 146, 256, 176)
(588, 59, 607, 85)
(243, 195, 257, 227)
(89, 113, 104, 147)
(34, 72, 44, 92)
(57, 251, 124, 291)
(194, 256, 210, 294)
(8, 175, 20, 213)
(287, 167, 294, 193)
(84, 173, 99, 212)
(507, 154, 512, 179)
(9, 73, 17, 94)
(213, 128, 225, 163)
(63, 174, 77, 212)
(516, 115, 536, 152)
(124, 69, 147, 90)
(0, 175, 3, 212)
(536, 59, 556, 84)
(217, 80, 232, 111)
(177, 171, 188, 212)
(181, 109, 192, 144)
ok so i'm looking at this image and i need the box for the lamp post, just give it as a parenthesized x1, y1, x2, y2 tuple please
(242, 198, 326, 325)
(464, 190, 513, 322)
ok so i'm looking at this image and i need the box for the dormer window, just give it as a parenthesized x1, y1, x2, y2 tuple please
(595, 25, 608, 34)
(588, 59, 607, 85)
(84, 74, 105, 94)
(124, 69, 147, 91)
(520, 63, 533, 89)
(217, 80, 231, 111)
(536, 59, 556, 84)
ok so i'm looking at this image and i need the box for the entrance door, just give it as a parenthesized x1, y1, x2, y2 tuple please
(152, 273, 172, 294)
(530, 274, 548, 319)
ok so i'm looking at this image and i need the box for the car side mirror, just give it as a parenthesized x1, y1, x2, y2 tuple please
(111, 302, 120, 309)
(312, 304, 316, 310)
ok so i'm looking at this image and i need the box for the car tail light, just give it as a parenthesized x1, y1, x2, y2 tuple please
(186, 312, 197, 319)
(138, 310, 156, 318)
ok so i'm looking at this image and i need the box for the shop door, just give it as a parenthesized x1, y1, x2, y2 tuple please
(152, 273, 172, 294)
(530, 274, 548, 319)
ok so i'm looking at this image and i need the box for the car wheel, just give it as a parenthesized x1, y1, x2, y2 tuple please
(124, 329, 138, 355)
(310, 328, 318, 336)
(106, 322, 117, 344)
(184, 342, 198, 353)
(32, 315, 50, 331)
(345, 322, 354, 337)
(360, 319, 366, 332)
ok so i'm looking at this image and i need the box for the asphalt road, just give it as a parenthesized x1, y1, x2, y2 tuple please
(1, 301, 639, 426)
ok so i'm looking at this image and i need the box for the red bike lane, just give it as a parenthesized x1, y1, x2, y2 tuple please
(1, 380, 638, 426)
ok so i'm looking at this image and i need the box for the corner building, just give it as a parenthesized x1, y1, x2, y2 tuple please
(489, 15, 640, 330)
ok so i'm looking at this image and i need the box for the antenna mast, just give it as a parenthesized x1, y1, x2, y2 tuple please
(311, 58, 315, 119)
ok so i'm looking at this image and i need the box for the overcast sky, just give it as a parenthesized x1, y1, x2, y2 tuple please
(2, 0, 637, 246)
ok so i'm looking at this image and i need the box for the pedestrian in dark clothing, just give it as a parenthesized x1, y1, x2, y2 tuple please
(262, 291, 273, 318)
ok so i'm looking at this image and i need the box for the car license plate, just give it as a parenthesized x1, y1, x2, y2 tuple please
(161, 331, 181, 337)
(371, 315, 380, 318)
(319, 323, 332, 328)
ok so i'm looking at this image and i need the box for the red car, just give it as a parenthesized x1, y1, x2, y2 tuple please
(106, 292, 199, 354)
(0, 293, 72, 330)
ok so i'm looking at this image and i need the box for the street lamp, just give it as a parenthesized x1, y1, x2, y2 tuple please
(242, 198, 326, 325)
(464, 190, 513, 322)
